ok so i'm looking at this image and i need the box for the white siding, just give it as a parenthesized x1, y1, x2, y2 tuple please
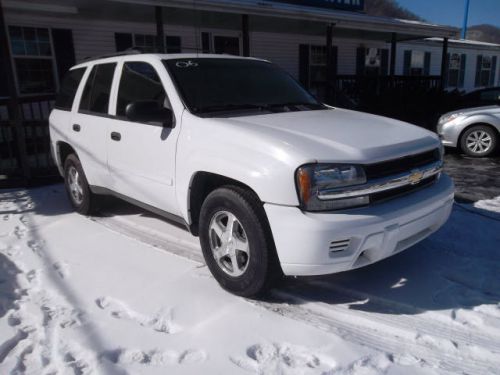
(4, 11, 500, 91)
(400, 41, 500, 92)
(251, 31, 390, 77)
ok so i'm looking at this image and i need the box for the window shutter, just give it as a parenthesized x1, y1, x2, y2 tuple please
(115, 33, 133, 52)
(331, 45, 338, 75)
(424, 52, 431, 76)
(299, 44, 310, 89)
(51, 29, 76, 81)
(201, 32, 211, 53)
(356, 47, 365, 75)
(0, 43, 9, 97)
(403, 50, 411, 75)
(459, 54, 466, 88)
(165, 36, 181, 53)
(489, 56, 497, 87)
(381, 49, 389, 76)
(475, 55, 483, 87)
(444, 52, 450, 87)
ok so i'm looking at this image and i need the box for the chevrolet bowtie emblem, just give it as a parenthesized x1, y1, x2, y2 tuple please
(408, 170, 424, 185)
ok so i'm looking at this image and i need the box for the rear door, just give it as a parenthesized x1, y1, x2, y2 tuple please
(71, 62, 116, 188)
(106, 60, 180, 215)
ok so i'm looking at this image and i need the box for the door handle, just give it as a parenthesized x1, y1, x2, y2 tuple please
(72, 124, 81, 132)
(110, 131, 121, 141)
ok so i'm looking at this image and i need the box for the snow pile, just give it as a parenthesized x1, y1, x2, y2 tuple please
(1, 185, 500, 374)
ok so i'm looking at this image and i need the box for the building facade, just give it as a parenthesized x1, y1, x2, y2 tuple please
(0, 0, 499, 184)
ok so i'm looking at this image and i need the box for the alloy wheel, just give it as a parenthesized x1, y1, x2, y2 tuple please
(208, 210, 250, 277)
(466, 130, 492, 154)
(67, 165, 84, 205)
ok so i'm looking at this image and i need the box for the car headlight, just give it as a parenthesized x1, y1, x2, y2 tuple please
(296, 163, 368, 211)
(439, 113, 465, 124)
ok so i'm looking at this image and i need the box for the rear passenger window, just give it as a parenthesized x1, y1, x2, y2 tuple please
(55, 68, 86, 111)
(116, 62, 168, 117)
(79, 63, 116, 114)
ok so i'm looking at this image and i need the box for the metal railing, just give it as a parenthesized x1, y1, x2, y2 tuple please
(0, 94, 58, 186)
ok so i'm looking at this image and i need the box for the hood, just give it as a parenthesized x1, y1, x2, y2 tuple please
(442, 105, 500, 118)
(220, 108, 439, 164)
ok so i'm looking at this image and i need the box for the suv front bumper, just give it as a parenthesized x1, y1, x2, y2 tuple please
(264, 173, 454, 276)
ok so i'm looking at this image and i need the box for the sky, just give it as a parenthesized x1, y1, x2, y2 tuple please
(396, 0, 500, 28)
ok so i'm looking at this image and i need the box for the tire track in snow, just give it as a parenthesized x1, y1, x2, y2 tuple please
(298, 280, 500, 352)
(251, 290, 500, 375)
(92, 211, 500, 375)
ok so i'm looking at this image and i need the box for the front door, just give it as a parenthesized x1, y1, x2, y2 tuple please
(106, 60, 180, 215)
(213, 36, 240, 56)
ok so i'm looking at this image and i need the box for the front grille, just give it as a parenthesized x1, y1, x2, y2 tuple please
(364, 148, 440, 180)
(370, 175, 437, 204)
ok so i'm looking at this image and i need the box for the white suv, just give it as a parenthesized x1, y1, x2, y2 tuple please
(49, 52, 454, 296)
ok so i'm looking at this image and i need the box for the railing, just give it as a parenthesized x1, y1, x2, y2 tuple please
(331, 75, 442, 104)
(0, 94, 58, 186)
(312, 75, 444, 128)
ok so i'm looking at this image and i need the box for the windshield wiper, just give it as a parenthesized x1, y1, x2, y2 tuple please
(268, 101, 325, 110)
(195, 103, 270, 114)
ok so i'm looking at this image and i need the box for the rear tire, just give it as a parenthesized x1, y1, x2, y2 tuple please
(460, 125, 497, 157)
(199, 186, 282, 297)
(63, 154, 100, 215)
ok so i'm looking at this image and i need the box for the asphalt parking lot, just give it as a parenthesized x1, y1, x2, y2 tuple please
(443, 149, 500, 202)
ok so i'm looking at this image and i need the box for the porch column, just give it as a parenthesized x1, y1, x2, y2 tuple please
(155, 6, 165, 53)
(390, 32, 397, 77)
(0, 0, 31, 182)
(326, 23, 335, 103)
(242, 14, 250, 57)
(440, 37, 449, 90)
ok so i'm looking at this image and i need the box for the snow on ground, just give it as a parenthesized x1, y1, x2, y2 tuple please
(0, 185, 499, 375)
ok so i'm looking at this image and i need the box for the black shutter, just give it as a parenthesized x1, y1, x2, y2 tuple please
(459, 54, 466, 88)
(0, 41, 8, 97)
(115, 33, 133, 52)
(299, 44, 310, 89)
(331, 45, 338, 75)
(403, 50, 411, 75)
(51, 28, 76, 81)
(424, 52, 431, 76)
(166, 36, 181, 53)
(444, 52, 450, 87)
(475, 55, 483, 87)
(201, 32, 211, 53)
(381, 49, 389, 76)
(356, 47, 365, 75)
(489, 56, 497, 86)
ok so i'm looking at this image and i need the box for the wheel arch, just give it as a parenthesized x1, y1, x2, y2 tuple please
(56, 141, 79, 175)
(187, 171, 264, 236)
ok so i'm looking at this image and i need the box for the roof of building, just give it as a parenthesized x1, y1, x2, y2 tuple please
(113, 0, 457, 39)
(425, 37, 500, 50)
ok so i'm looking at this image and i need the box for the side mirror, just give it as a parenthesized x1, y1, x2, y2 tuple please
(125, 101, 173, 127)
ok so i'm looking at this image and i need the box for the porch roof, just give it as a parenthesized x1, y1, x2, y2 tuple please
(3, 0, 457, 41)
(110, 0, 457, 40)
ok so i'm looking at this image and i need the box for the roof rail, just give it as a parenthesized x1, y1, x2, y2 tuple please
(82, 48, 143, 62)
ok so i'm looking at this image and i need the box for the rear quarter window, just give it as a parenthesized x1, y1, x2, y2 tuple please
(54, 67, 86, 111)
(79, 63, 116, 114)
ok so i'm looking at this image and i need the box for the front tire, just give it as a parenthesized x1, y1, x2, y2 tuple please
(199, 186, 281, 297)
(63, 154, 99, 215)
(460, 125, 497, 157)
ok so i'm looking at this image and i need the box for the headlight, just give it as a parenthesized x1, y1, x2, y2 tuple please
(296, 163, 368, 211)
(439, 113, 465, 124)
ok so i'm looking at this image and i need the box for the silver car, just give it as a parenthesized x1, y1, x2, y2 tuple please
(437, 106, 500, 157)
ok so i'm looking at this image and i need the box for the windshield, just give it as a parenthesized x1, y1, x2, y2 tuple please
(163, 58, 325, 116)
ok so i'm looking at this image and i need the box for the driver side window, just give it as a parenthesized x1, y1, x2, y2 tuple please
(116, 61, 170, 118)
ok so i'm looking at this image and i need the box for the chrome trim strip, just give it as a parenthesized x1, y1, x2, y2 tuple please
(317, 161, 443, 200)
